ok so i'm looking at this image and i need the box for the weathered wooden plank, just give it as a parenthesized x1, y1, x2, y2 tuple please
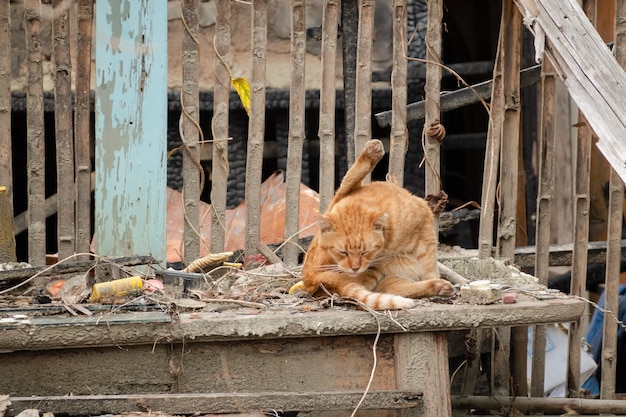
(341, 0, 358, 167)
(0, 255, 156, 285)
(53, 0, 75, 260)
(318, 0, 339, 212)
(7, 391, 422, 415)
(388, 0, 408, 184)
(24, 0, 45, 266)
(600, 0, 626, 398)
(509, 239, 626, 268)
(209, 0, 231, 254)
(495, 0, 522, 264)
(181, 0, 201, 265)
(374, 65, 541, 128)
(353, 0, 374, 158)
(396, 332, 450, 417)
(0, 0, 11, 212)
(529, 44, 558, 401)
(75, 0, 93, 258)
(601, 167, 623, 399)
(452, 395, 626, 414)
(0, 298, 585, 351)
(2, 335, 400, 401)
(514, 0, 626, 183)
(283, 0, 306, 266)
(244, 0, 268, 257)
(94, 0, 167, 262)
(423, 0, 443, 233)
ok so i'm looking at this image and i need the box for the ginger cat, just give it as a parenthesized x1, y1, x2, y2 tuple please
(301, 139, 455, 310)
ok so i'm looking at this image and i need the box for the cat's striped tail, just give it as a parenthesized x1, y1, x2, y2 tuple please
(344, 286, 415, 310)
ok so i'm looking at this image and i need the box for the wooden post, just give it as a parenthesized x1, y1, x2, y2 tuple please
(353, 0, 374, 160)
(317, 0, 339, 213)
(530, 58, 558, 397)
(75, 0, 93, 258)
(388, 0, 408, 184)
(0, 0, 11, 216)
(244, 0, 267, 257)
(600, 0, 626, 398)
(210, 0, 232, 254)
(423, 0, 442, 233)
(396, 333, 451, 417)
(24, 0, 46, 266)
(283, 0, 306, 266)
(53, 0, 75, 260)
(95, 0, 168, 263)
(181, 0, 201, 265)
(341, 0, 358, 167)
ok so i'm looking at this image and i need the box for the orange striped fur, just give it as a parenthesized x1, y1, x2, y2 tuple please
(301, 139, 454, 310)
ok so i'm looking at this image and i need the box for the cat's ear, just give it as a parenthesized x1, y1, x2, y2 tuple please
(373, 213, 388, 231)
(316, 214, 335, 233)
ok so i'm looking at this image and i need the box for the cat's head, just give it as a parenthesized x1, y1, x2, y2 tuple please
(316, 210, 388, 275)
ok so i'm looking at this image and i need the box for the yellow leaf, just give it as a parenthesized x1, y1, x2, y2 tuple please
(231, 77, 251, 116)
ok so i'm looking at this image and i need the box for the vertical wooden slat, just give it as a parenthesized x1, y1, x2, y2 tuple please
(423, 0, 442, 232)
(0, 0, 11, 205)
(25, 0, 46, 266)
(478, 22, 506, 260)
(210, 0, 232, 254)
(495, 8, 522, 263)
(530, 58, 558, 398)
(353, 0, 374, 158)
(245, 0, 268, 257)
(182, 0, 201, 265)
(75, 0, 93, 257)
(95, 0, 168, 263)
(283, 0, 306, 266)
(601, 167, 623, 399)
(388, 0, 408, 184)
(567, 112, 592, 398)
(565, 0, 594, 399)
(53, 0, 75, 260)
(341, 0, 358, 167)
(479, 2, 507, 394)
(498, 0, 523, 396)
(601, 0, 626, 398)
(318, 0, 339, 213)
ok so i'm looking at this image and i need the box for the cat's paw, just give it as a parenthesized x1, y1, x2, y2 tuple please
(432, 279, 456, 297)
(363, 139, 385, 163)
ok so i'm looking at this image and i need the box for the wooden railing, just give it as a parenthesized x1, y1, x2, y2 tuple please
(1, 0, 624, 410)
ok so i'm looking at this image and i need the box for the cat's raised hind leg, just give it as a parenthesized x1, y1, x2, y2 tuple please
(374, 275, 455, 299)
(330, 139, 385, 205)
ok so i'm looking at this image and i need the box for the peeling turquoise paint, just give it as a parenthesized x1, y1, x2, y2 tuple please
(95, 0, 167, 263)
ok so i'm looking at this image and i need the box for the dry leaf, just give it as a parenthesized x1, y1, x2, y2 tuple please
(231, 77, 251, 115)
